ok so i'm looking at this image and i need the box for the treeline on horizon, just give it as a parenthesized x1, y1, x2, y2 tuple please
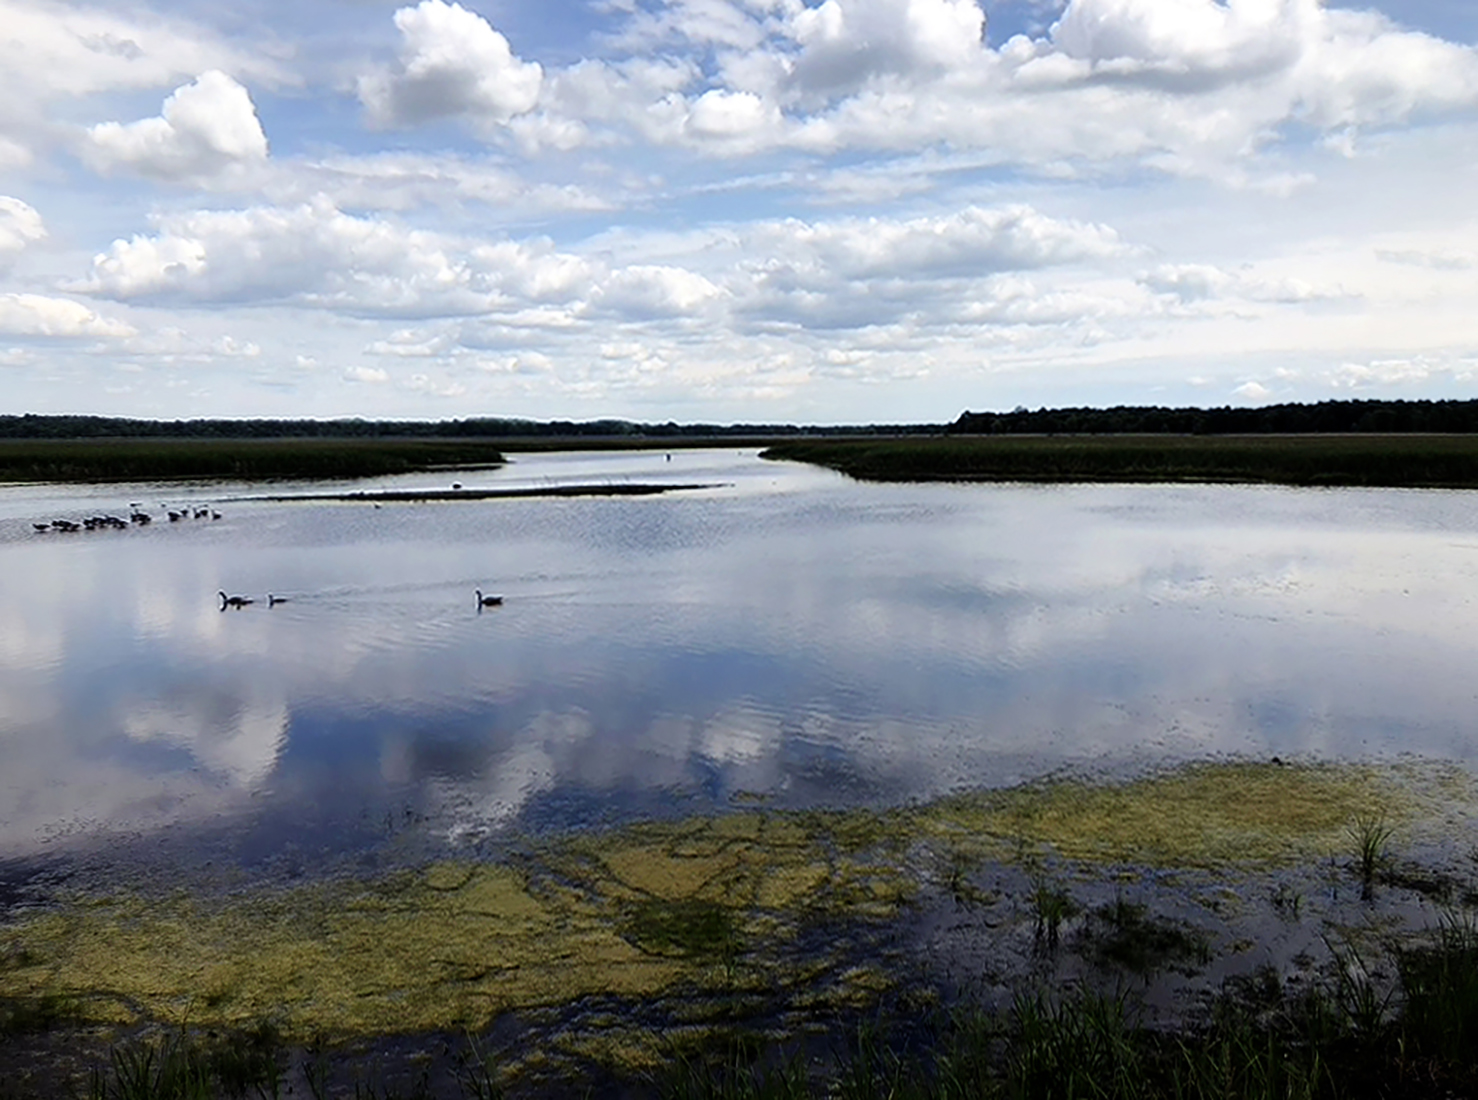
(949, 398, 1478, 435)
(6, 398, 1478, 439)
(0, 414, 925, 440)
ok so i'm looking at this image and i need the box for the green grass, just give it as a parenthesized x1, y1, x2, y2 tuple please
(0, 438, 507, 483)
(760, 435, 1478, 489)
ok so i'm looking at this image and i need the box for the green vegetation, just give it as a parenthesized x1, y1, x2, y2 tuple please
(0, 438, 508, 483)
(1348, 813, 1395, 899)
(760, 434, 1478, 489)
(4, 760, 1477, 1096)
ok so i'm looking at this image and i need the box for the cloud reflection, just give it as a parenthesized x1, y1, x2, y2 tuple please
(3, 457, 1478, 860)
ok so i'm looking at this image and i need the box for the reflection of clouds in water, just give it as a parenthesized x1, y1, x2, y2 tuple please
(122, 691, 288, 788)
(438, 709, 592, 839)
(700, 706, 782, 764)
(8, 464, 1478, 858)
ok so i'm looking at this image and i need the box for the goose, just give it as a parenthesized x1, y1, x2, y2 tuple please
(267, 594, 288, 607)
(219, 590, 255, 609)
(475, 589, 503, 608)
(32, 523, 49, 532)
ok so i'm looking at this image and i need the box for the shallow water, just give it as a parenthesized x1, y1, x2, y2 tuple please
(2, 448, 1477, 870)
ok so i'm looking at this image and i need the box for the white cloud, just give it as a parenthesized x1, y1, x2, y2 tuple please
(343, 365, 390, 383)
(85, 71, 269, 182)
(0, 0, 284, 168)
(0, 293, 134, 338)
(359, 0, 543, 131)
(0, 196, 45, 265)
(788, 0, 988, 95)
(1233, 379, 1272, 400)
(1140, 262, 1336, 304)
(530, 0, 1478, 174)
(78, 197, 591, 317)
(593, 264, 726, 317)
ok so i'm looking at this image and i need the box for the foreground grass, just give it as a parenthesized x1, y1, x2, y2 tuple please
(31, 915, 1478, 1098)
(0, 439, 508, 483)
(760, 435, 1478, 489)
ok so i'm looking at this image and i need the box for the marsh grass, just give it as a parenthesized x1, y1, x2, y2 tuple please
(1347, 814, 1394, 899)
(1027, 879, 1076, 951)
(0, 439, 507, 484)
(760, 435, 1478, 489)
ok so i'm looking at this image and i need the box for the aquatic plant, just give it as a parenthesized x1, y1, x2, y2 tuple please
(1347, 812, 1394, 898)
(1080, 896, 1211, 976)
(1027, 878, 1076, 951)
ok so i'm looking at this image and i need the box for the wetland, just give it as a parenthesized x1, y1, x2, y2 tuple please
(2, 448, 1478, 1096)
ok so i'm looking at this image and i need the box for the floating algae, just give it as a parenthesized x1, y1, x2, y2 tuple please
(916, 760, 1434, 867)
(0, 760, 1466, 1045)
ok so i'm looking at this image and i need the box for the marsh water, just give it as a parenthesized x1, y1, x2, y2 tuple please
(2, 448, 1477, 872)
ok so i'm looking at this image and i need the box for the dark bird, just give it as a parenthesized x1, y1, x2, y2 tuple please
(475, 589, 503, 608)
(219, 590, 255, 609)
(268, 594, 288, 607)
(32, 523, 49, 532)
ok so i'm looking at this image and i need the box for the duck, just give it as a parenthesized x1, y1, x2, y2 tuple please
(475, 589, 504, 608)
(219, 590, 255, 609)
(267, 594, 288, 607)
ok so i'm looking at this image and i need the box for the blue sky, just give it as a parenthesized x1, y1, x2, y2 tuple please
(1, 0, 1476, 422)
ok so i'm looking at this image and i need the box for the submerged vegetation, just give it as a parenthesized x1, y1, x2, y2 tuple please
(3, 759, 1477, 1096)
(760, 435, 1478, 489)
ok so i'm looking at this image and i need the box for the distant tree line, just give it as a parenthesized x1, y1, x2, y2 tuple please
(0, 415, 934, 440)
(949, 400, 1478, 435)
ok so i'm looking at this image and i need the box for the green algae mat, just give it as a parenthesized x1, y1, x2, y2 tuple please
(2, 760, 1473, 1044)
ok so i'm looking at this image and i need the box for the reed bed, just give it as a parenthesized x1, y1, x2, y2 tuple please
(760, 435, 1478, 489)
(0, 439, 508, 483)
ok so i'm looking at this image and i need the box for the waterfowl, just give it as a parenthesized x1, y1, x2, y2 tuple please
(32, 523, 49, 532)
(219, 590, 255, 609)
(268, 594, 288, 607)
(475, 589, 503, 608)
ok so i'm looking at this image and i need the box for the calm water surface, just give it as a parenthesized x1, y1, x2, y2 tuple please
(2, 449, 1476, 869)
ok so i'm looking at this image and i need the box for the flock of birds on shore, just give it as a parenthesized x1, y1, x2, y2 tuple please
(31, 502, 220, 534)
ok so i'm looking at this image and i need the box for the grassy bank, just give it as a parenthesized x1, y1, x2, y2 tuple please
(760, 435, 1478, 489)
(0, 439, 508, 483)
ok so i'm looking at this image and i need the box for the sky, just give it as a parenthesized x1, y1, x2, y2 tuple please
(1, 0, 1477, 423)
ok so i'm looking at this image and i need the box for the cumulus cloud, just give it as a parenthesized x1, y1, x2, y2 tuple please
(0, 0, 284, 168)
(0, 196, 45, 265)
(592, 265, 726, 318)
(73, 195, 1131, 342)
(343, 365, 390, 383)
(515, 0, 1478, 174)
(788, 0, 988, 96)
(78, 196, 592, 317)
(359, 0, 543, 131)
(85, 71, 268, 181)
(0, 293, 134, 338)
(1140, 262, 1333, 304)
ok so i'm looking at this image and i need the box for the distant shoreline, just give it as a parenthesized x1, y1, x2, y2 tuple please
(239, 481, 728, 502)
(761, 434, 1478, 490)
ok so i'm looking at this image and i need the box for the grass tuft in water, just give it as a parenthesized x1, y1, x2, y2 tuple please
(1348, 813, 1394, 899)
(1081, 896, 1211, 976)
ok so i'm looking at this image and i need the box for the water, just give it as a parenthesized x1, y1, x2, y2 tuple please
(2, 448, 1477, 868)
